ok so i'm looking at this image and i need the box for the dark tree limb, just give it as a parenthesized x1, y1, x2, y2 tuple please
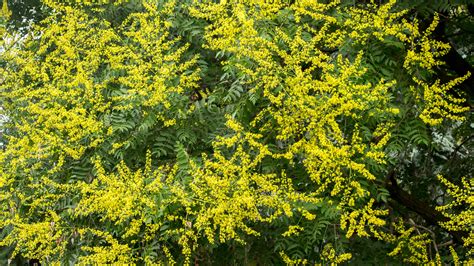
(385, 171, 466, 244)
(432, 11, 474, 100)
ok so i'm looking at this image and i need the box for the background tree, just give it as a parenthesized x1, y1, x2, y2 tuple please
(1, 0, 472, 264)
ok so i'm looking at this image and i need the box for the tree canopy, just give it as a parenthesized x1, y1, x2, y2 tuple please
(0, 0, 473, 264)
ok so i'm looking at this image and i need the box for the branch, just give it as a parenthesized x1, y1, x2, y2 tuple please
(385, 171, 466, 244)
(432, 12, 474, 100)
(408, 218, 439, 254)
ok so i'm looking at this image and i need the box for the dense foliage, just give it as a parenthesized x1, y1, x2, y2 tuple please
(1, 0, 473, 264)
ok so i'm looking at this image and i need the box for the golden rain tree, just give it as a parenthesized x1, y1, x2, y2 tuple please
(0, 0, 473, 264)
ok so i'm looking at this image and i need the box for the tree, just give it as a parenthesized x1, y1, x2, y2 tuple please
(0, 0, 472, 264)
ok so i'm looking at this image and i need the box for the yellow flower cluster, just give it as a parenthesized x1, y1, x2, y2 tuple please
(340, 199, 388, 238)
(342, 0, 409, 45)
(77, 228, 134, 264)
(282, 225, 304, 237)
(403, 13, 451, 72)
(415, 75, 471, 126)
(279, 250, 309, 265)
(51, 153, 192, 263)
(1, 0, 198, 172)
(321, 243, 352, 265)
(188, 0, 470, 262)
(280, 244, 352, 265)
(186, 117, 322, 245)
(44, 0, 129, 7)
(1, 1, 200, 263)
(373, 216, 473, 265)
(75, 153, 165, 239)
(1, 0, 11, 19)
